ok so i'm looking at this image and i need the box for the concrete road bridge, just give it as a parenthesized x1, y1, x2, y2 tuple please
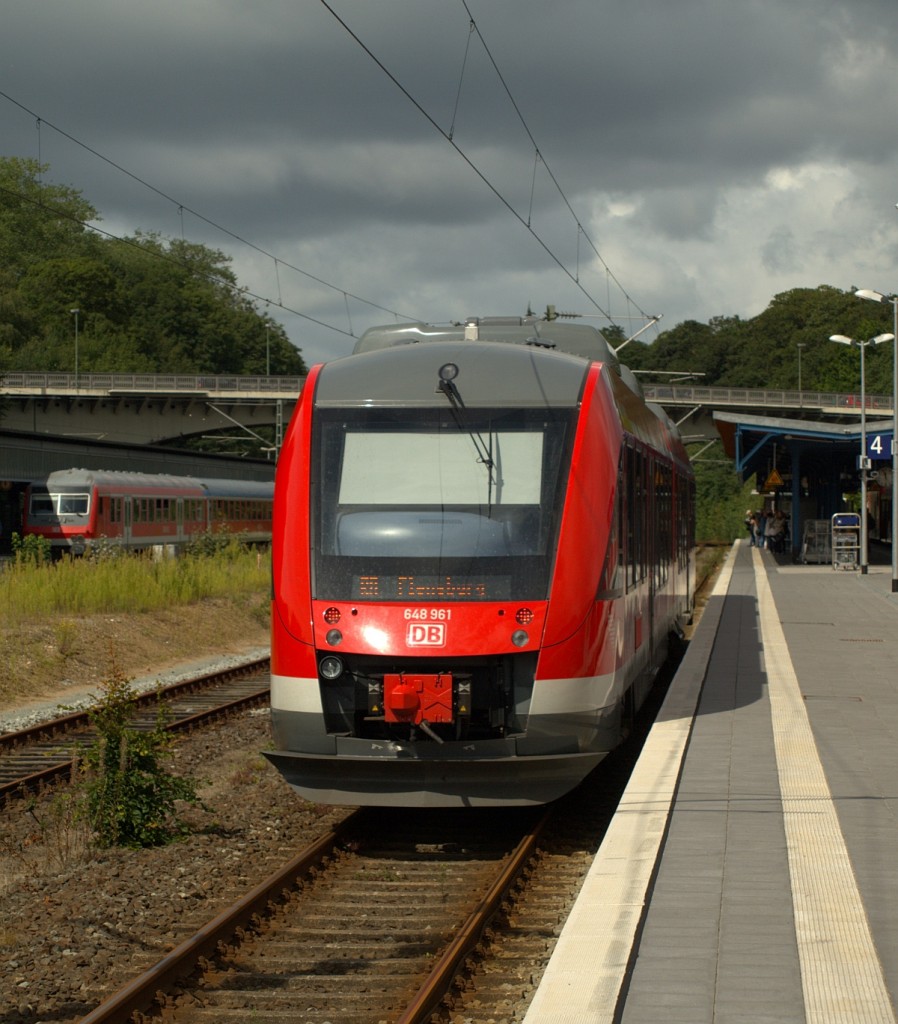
(1, 372, 304, 447)
(2, 371, 892, 448)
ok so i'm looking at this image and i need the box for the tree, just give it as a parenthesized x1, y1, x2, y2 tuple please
(0, 157, 306, 376)
(0, 157, 97, 273)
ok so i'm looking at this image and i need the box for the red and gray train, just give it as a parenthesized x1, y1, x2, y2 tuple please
(22, 468, 273, 555)
(266, 316, 695, 807)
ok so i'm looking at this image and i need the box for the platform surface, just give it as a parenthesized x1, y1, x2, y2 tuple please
(524, 541, 898, 1024)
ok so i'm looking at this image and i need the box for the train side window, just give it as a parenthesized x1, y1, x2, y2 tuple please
(625, 446, 636, 590)
(617, 455, 626, 588)
(654, 461, 672, 589)
(627, 445, 647, 588)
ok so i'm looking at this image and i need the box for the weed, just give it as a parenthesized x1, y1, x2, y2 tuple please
(80, 662, 207, 848)
(54, 618, 80, 660)
(0, 544, 270, 624)
(23, 789, 92, 871)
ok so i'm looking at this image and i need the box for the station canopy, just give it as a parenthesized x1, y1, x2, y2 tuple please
(713, 410, 895, 492)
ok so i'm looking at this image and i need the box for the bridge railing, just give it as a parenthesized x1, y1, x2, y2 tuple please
(1, 372, 306, 394)
(641, 384, 894, 413)
(1, 373, 893, 414)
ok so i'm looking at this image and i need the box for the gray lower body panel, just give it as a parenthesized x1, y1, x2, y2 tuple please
(263, 745, 606, 808)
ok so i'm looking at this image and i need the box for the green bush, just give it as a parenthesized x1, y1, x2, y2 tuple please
(10, 531, 51, 565)
(80, 665, 204, 848)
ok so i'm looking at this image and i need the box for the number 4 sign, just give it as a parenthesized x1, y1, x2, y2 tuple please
(867, 433, 894, 459)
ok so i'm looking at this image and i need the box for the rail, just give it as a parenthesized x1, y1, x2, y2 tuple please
(0, 658, 271, 802)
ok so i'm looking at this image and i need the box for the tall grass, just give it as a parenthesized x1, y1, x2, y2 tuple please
(0, 542, 270, 625)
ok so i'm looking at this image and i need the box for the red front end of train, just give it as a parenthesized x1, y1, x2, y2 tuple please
(266, 317, 694, 807)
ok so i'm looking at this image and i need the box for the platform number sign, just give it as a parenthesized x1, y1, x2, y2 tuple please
(867, 432, 894, 460)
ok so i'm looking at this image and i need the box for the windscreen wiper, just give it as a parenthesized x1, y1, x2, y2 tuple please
(436, 362, 496, 493)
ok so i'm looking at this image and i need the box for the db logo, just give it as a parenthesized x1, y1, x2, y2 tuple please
(406, 623, 446, 647)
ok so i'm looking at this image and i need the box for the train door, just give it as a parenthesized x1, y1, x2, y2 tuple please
(122, 497, 132, 546)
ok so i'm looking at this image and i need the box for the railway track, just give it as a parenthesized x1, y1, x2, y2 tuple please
(76, 805, 548, 1024)
(74, 656, 669, 1024)
(0, 657, 270, 802)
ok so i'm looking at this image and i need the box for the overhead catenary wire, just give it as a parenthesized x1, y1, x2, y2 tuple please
(317, 0, 622, 323)
(2, 3, 661, 342)
(457, 0, 650, 323)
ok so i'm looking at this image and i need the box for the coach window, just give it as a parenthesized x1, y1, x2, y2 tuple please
(627, 446, 647, 588)
(656, 463, 672, 589)
(625, 446, 636, 590)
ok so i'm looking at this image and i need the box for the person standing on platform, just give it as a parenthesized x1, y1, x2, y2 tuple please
(755, 510, 767, 549)
(767, 510, 786, 553)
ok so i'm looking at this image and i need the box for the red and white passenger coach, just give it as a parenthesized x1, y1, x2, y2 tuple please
(266, 315, 695, 807)
(23, 468, 273, 555)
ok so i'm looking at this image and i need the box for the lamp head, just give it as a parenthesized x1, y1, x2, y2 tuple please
(855, 289, 886, 304)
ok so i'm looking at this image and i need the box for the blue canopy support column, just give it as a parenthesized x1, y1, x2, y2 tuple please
(789, 441, 802, 559)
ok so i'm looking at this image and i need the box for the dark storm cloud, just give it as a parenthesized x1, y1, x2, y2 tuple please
(4, 0, 898, 364)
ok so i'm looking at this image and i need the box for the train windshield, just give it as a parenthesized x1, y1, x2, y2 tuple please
(28, 492, 90, 517)
(313, 407, 574, 601)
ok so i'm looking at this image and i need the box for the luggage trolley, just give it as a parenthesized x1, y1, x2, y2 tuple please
(832, 512, 860, 570)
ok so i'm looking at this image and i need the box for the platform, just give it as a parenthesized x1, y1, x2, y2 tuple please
(524, 540, 898, 1023)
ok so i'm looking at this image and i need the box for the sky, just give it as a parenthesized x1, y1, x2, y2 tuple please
(4, 0, 898, 369)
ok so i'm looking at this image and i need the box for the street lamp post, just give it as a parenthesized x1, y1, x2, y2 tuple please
(855, 288, 898, 593)
(266, 320, 271, 376)
(829, 331, 895, 575)
(70, 308, 80, 389)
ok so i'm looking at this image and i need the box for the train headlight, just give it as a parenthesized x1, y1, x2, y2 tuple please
(511, 630, 529, 647)
(325, 628, 343, 646)
(319, 655, 344, 680)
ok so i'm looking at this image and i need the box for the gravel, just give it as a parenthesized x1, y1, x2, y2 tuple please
(0, 665, 351, 1024)
(0, 648, 270, 735)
